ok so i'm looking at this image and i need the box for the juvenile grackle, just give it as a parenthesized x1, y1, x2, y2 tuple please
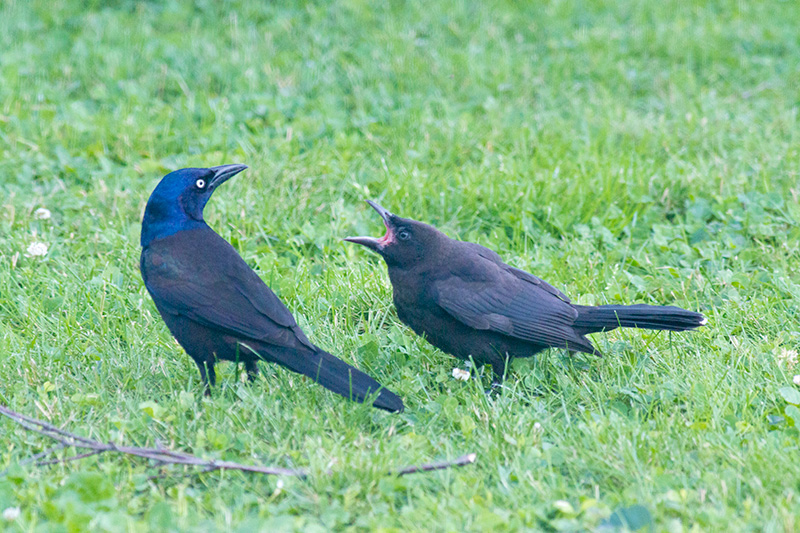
(140, 166, 403, 412)
(345, 201, 706, 381)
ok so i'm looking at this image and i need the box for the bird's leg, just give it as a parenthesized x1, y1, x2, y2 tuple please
(245, 360, 259, 382)
(485, 374, 504, 396)
(484, 355, 508, 395)
(206, 363, 217, 387)
(195, 360, 216, 396)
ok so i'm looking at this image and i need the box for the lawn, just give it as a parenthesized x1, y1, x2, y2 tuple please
(1, 0, 800, 531)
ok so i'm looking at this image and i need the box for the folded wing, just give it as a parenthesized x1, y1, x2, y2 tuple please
(434, 251, 596, 353)
(143, 229, 314, 350)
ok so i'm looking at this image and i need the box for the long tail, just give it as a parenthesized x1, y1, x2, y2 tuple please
(572, 304, 706, 334)
(272, 346, 404, 412)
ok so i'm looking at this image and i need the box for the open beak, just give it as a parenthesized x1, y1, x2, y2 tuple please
(344, 200, 395, 250)
(209, 164, 248, 188)
(364, 200, 392, 223)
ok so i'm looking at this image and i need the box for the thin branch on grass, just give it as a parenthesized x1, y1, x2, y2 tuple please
(36, 449, 109, 467)
(0, 404, 475, 478)
(13, 443, 67, 469)
(395, 453, 477, 475)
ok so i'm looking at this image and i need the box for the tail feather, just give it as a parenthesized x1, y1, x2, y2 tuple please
(271, 346, 404, 412)
(573, 304, 706, 334)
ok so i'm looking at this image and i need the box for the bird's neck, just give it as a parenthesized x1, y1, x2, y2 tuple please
(141, 201, 206, 248)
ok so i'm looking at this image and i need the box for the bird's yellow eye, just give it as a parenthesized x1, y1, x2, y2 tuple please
(196, 178, 206, 189)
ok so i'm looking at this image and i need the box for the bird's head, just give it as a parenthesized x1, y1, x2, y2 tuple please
(344, 200, 446, 268)
(141, 164, 247, 247)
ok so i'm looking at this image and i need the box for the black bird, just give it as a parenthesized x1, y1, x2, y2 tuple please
(345, 201, 706, 381)
(140, 166, 403, 412)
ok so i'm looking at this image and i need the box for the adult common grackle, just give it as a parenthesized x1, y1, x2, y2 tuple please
(345, 201, 706, 381)
(140, 166, 403, 412)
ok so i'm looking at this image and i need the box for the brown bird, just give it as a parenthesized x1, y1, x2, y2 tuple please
(345, 200, 706, 382)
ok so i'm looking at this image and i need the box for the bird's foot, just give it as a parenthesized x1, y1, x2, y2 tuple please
(484, 380, 503, 397)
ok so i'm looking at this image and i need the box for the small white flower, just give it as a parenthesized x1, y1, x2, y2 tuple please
(34, 207, 51, 220)
(533, 422, 542, 431)
(553, 500, 575, 514)
(3, 507, 20, 521)
(452, 368, 470, 381)
(271, 479, 284, 497)
(778, 349, 798, 369)
(25, 242, 48, 257)
(793, 375, 800, 386)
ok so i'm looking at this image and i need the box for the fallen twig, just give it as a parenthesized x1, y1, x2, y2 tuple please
(0, 404, 475, 478)
(395, 453, 477, 475)
(13, 443, 67, 468)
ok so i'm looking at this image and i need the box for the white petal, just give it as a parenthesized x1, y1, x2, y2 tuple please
(25, 242, 48, 257)
(452, 368, 470, 381)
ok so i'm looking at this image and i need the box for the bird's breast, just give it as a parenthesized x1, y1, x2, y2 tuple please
(391, 274, 442, 332)
(141, 240, 196, 283)
(389, 270, 435, 306)
(148, 253, 165, 268)
(142, 249, 172, 273)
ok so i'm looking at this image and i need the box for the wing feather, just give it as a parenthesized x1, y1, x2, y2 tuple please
(142, 229, 313, 350)
(434, 248, 591, 351)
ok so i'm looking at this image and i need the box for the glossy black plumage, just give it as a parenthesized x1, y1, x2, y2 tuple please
(140, 166, 403, 412)
(345, 201, 706, 381)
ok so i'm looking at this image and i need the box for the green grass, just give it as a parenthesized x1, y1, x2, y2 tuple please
(2, 0, 800, 530)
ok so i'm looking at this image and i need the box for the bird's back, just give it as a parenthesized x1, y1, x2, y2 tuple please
(141, 226, 312, 349)
(386, 234, 593, 372)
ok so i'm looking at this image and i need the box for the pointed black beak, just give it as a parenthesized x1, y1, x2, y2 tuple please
(209, 164, 248, 188)
(343, 235, 382, 249)
(344, 200, 395, 250)
(365, 200, 393, 223)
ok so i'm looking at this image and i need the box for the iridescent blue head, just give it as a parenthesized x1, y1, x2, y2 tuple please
(141, 164, 248, 247)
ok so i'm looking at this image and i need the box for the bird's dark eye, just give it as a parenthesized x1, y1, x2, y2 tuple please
(397, 229, 410, 241)
(195, 178, 206, 189)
